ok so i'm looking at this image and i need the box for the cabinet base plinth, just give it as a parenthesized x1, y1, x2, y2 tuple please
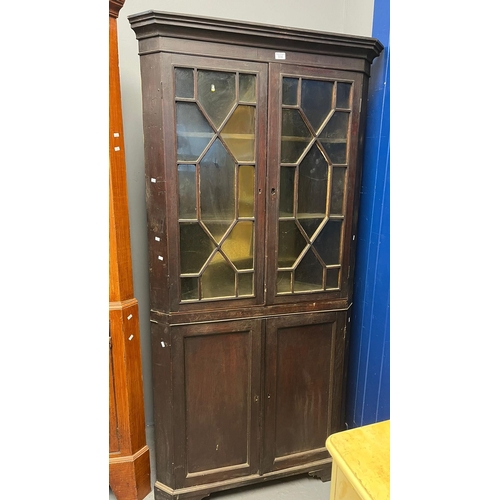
(154, 458, 332, 500)
(109, 446, 151, 500)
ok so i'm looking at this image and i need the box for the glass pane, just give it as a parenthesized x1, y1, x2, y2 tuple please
(175, 68, 194, 98)
(313, 220, 343, 265)
(279, 166, 295, 217)
(198, 70, 236, 129)
(200, 138, 235, 239)
(282, 78, 298, 105)
(220, 105, 255, 161)
(238, 166, 254, 217)
(295, 249, 323, 291)
(176, 102, 214, 161)
(239, 74, 256, 102)
(330, 167, 346, 215)
(301, 79, 334, 132)
(326, 268, 339, 289)
(203, 222, 231, 245)
(298, 218, 324, 239)
(297, 145, 328, 217)
(278, 220, 307, 268)
(277, 271, 292, 293)
(319, 111, 349, 164)
(181, 277, 199, 301)
(179, 222, 216, 274)
(221, 221, 254, 270)
(281, 109, 312, 163)
(201, 251, 235, 299)
(178, 164, 197, 219)
(238, 273, 254, 296)
(336, 82, 352, 109)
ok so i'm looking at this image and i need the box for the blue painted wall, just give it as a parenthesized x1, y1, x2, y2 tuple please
(346, 0, 390, 428)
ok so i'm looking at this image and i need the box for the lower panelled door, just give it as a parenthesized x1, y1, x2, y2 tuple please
(261, 310, 347, 473)
(171, 318, 262, 488)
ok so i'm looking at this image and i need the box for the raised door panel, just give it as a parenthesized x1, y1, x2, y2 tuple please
(261, 311, 347, 473)
(161, 54, 268, 314)
(266, 64, 364, 306)
(171, 319, 262, 488)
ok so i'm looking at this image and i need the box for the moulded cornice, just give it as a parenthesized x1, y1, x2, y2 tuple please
(129, 10, 383, 63)
(109, 0, 125, 19)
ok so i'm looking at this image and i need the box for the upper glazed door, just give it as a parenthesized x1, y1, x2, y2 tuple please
(266, 64, 364, 305)
(164, 55, 268, 312)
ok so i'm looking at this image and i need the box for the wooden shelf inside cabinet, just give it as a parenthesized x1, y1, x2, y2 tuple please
(129, 10, 382, 500)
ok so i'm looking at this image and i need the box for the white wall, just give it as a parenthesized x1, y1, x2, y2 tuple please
(116, 0, 375, 425)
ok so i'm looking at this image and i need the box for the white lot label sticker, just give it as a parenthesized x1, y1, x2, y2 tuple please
(275, 52, 286, 60)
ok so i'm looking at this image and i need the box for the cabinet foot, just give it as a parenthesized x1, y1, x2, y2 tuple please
(308, 464, 332, 482)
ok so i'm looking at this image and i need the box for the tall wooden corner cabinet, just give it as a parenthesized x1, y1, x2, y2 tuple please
(129, 10, 382, 500)
(109, 1, 151, 499)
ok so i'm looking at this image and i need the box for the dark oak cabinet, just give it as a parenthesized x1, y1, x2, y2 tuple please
(129, 10, 382, 500)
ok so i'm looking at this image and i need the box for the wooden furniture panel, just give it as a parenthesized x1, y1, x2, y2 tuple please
(128, 10, 382, 500)
(109, 1, 151, 499)
(262, 312, 346, 474)
(171, 320, 262, 488)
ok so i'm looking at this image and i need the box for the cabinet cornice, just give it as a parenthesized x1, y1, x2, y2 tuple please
(129, 10, 383, 63)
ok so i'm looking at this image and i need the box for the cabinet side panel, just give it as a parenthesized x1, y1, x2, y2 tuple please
(150, 321, 174, 486)
(139, 52, 171, 312)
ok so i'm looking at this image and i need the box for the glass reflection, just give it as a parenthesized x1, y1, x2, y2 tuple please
(238, 166, 254, 217)
(278, 220, 307, 268)
(313, 220, 342, 265)
(239, 74, 256, 103)
(319, 111, 349, 164)
(198, 70, 236, 129)
(175, 68, 194, 99)
(295, 248, 323, 291)
(336, 82, 352, 109)
(176, 102, 214, 161)
(281, 109, 312, 163)
(301, 79, 333, 132)
(297, 145, 328, 217)
(282, 78, 298, 105)
(221, 105, 255, 162)
(179, 222, 216, 274)
(178, 165, 197, 219)
(200, 139, 235, 238)
(201, 251, 236, 299)
(330, 167, 345, 215)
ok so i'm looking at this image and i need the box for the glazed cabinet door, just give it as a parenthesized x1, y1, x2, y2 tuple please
(266, 64, 364, 305)
(161, 55, 268, 313)
(170, 319, 262, 488)
(261, 311, 347, 473)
